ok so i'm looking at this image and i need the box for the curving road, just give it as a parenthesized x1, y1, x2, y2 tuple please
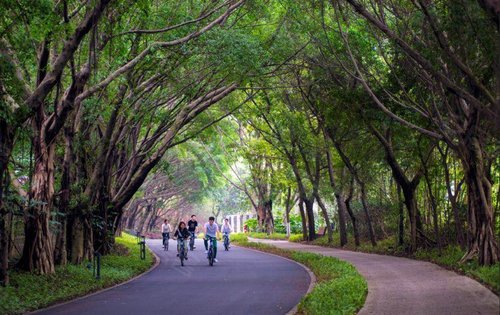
(250, 238, 499, 315)
(34, 239, 310, 315)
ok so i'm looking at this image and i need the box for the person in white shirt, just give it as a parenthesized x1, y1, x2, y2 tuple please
(221, 218, 232, 247)
(203, 216, 219, 262)
(161, 219, 171, 247)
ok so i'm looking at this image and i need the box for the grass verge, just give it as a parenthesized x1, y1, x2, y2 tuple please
(247, 232, 289, 240)
(300, 233, 499, 294)
(233, 234, 367, 314)
(0, 233, 154, 315)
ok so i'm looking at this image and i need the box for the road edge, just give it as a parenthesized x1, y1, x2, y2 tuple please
(28, 244, 161, 315)
(233, 244, 317, 315)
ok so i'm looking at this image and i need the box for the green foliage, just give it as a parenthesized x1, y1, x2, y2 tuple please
(0, 233, 154, 314)
(414, 246, 500, 293)
(248, 232, 288, 240)
(245, 218, 258, 231)
(289, 234, 304, 242)
(230, 233, 248, 243)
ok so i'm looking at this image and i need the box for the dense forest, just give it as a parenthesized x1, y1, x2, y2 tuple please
(0, 0, 498, 287)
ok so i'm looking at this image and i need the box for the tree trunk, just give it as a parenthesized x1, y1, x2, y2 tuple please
(0, 207, 8, 287)
(70, 216, 85, 264)
(439, 145, 465, 248)
(298, 200, 308, 240)
(345, 180, 360, 246)
(397, 183, 405, 247)
(304, 198, 316, 241)
(335, 193, 349, 246)
(284, 187, 292, 237)
(325, 146, 347, 246)
(359, 182, 377, 246)
(315, 193, 332, 243)
(0, 122, 13, 286)
(18, 132, 55, 274)
(422, 162, 441, 254)
(459, 136, 498, 265)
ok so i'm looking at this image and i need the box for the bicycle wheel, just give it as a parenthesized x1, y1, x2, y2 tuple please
(190, 237, 194, 251)
(180, 250, 184, 266)
(166, 238, 169, 251)
(208, 248, 214, 266)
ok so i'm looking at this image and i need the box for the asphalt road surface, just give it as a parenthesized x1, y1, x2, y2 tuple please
(251, 238, 500, 315)
(34, 239, 311, 315)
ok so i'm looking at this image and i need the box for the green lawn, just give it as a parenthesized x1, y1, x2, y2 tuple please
(233, 234, 367, 314)
(0, 233, 154, 315)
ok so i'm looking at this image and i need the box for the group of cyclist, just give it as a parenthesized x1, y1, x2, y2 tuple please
(161, 214, 233, 264)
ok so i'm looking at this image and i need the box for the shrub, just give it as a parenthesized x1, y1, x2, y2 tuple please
(289, 234, 304, 242)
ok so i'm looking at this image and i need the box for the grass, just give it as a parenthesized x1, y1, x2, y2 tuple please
(247, 232, 289, 240)
(0, 233, 154, 315)
(233, 235, 367, 314)
(298, 232, 500, 294)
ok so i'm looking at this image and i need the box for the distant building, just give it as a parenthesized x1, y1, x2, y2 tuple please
(225, 213, 255, 233)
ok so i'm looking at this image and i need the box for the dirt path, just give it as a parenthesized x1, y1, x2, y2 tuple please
(249, 238, 499, 315)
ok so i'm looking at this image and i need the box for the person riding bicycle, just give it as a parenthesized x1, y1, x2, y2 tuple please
(161, 219, 171, 245)
(174, 222, 190, 259)
(203, 216, 219, 263)
(187, 215, 198, 249)
(221, 218, 232, 247)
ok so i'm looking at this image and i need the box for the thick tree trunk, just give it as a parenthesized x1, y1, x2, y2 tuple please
(55, 128, 73, 266)
(264, 200, 274, 234)
(18, 134, 55, 274)
(70, 216, 84, 265)
(459, 136, 498, 265)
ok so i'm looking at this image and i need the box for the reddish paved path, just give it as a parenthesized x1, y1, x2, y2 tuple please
(250, 238, 499, 315)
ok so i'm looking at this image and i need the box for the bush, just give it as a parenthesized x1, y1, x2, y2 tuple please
(245, 218, 258, 231)
(289, 234, 304, 242)
(0, 233, 154, 315)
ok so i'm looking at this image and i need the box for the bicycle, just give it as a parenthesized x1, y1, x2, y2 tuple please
(162, 233, 169, 251)
(189, 232, 196, 251)
(223, 233, 230, 251)
(206, 236, 216, 266)
(178, 238, 187, 266)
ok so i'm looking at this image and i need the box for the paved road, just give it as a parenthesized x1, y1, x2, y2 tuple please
(35, 239, 310, 315)
(250, 238, 499, 315)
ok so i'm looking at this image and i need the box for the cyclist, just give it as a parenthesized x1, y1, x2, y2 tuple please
(203, 216, 219, 263)
(161, 219, 171, 247)
(221, 218, 232, 248)
(174, 222, 190, 260)
(187, 215, 198, 249)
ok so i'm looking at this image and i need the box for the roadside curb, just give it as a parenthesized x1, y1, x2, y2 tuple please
(29, 243, 161, 314)
(233, 242, 317, 315)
